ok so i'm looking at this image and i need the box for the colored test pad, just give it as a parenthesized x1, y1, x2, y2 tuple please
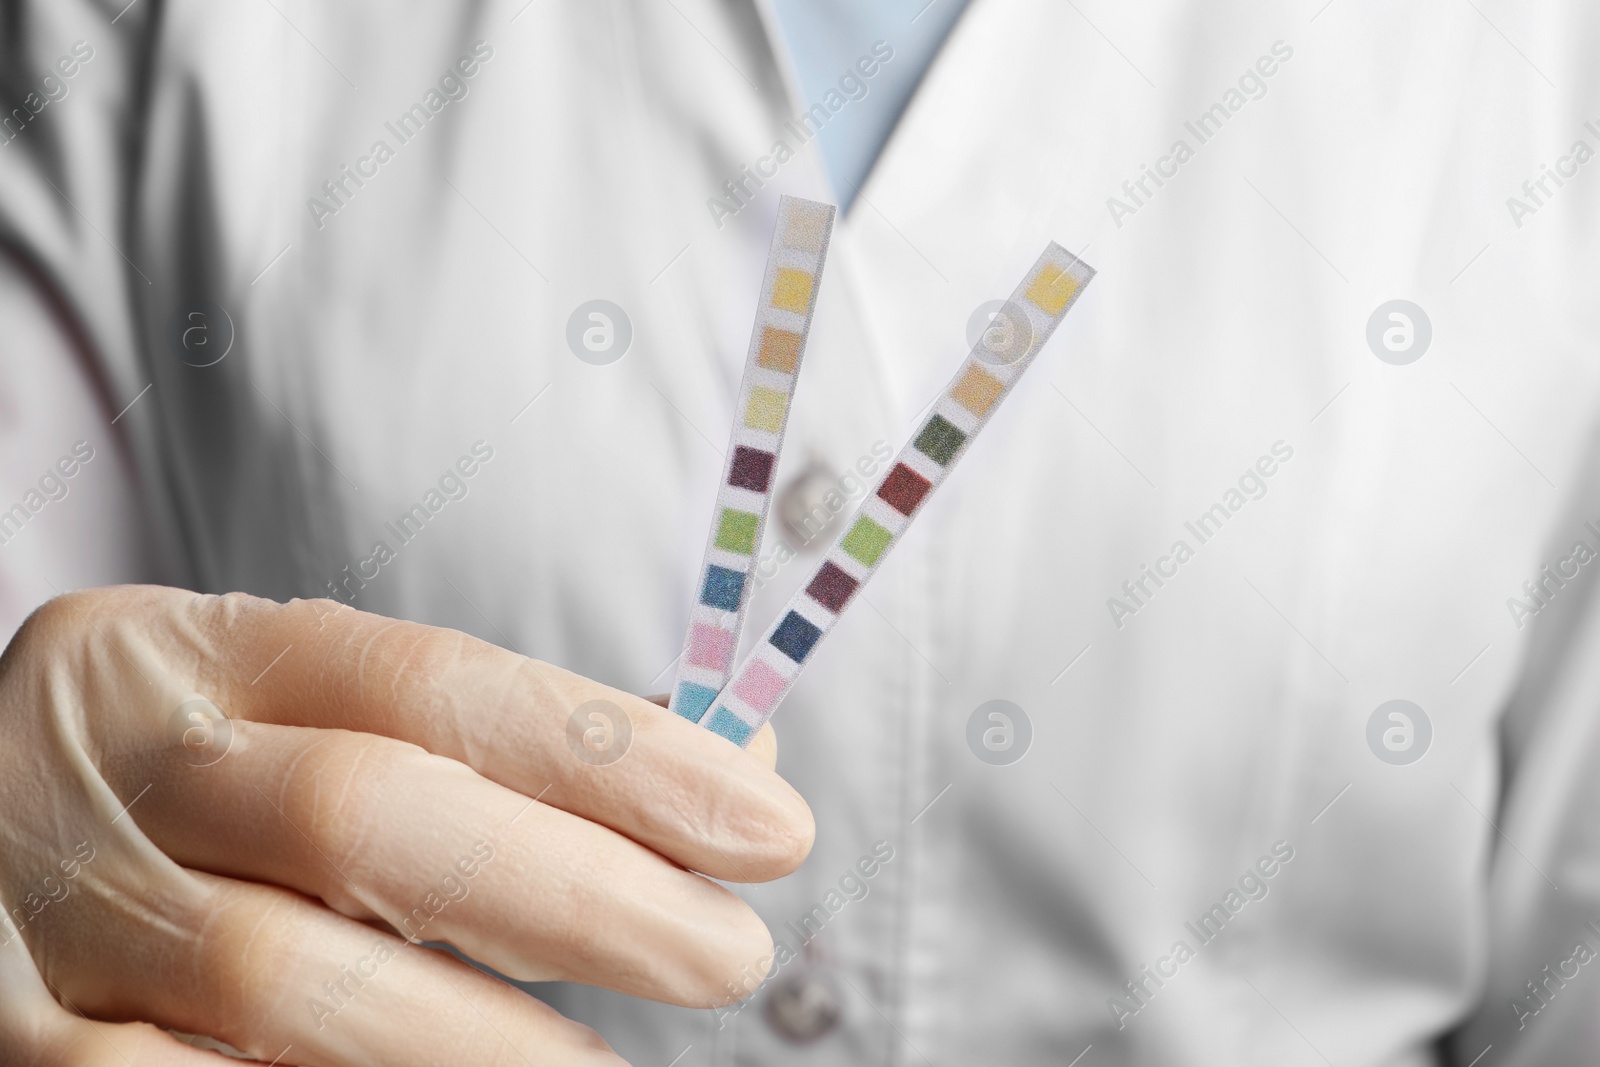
(668, 196, 837, 722)
(697, 243, 1096, 746)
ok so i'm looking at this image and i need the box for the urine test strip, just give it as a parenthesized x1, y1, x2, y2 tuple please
(668, 196, 837, 723)
(696, 243, 1095, 746)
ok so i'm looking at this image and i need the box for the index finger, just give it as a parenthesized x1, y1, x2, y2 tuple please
(646, 693, 778, 770)
(170, 588, 814, 882)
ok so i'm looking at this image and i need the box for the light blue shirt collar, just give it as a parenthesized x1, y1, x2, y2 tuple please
(765, 0, 973, 210)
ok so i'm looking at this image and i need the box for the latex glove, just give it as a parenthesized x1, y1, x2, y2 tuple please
(0, 586, 811, 1065)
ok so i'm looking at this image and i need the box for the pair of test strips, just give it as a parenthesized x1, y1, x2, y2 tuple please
(670, 195, 1095, 747)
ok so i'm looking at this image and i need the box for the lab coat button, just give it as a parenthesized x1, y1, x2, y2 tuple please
(775, 461, 844, 553)
(763, 970, 842, 1043)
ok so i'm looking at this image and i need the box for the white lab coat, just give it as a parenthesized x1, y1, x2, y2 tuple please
(3, 0, 1600, 1063)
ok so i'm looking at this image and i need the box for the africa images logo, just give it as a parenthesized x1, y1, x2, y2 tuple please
(705, 40, 895, 228)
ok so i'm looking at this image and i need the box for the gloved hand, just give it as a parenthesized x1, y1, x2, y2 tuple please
(0, 585, 811, 1065)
